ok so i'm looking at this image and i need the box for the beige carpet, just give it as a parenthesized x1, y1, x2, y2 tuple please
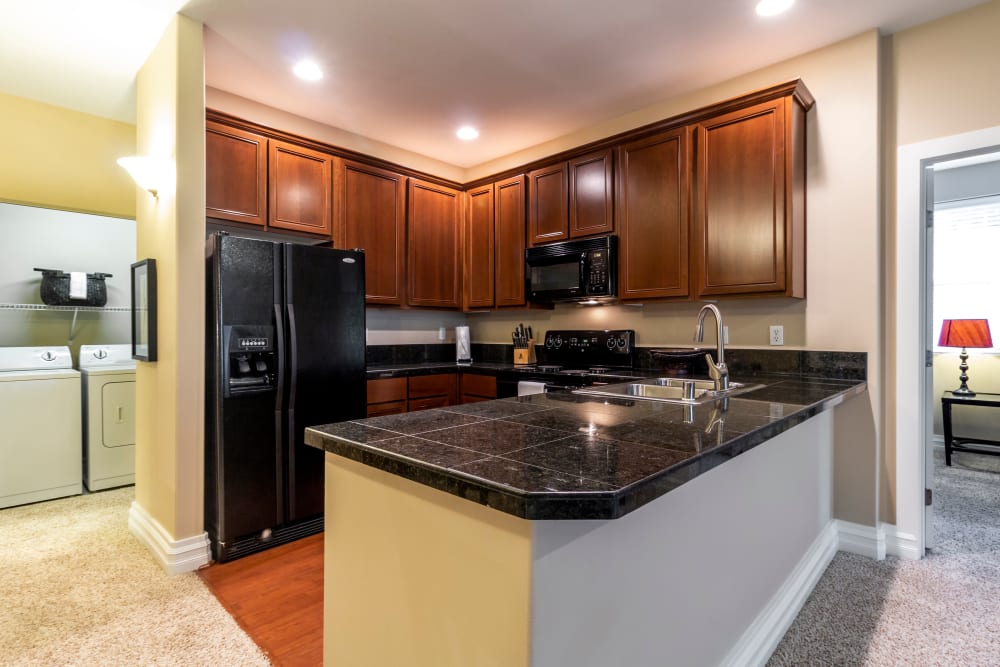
(0, 487, 270, 666)
(768, 449, 1000, 665)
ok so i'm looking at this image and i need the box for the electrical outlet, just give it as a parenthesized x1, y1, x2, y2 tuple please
(769, 325, 784, 346)
(438, 327, 446, 341)
(723, 326, 729, 345)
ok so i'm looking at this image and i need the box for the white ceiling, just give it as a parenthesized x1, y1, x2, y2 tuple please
(0, 0, 989, 169)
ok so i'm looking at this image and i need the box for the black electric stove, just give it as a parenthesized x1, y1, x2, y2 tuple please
(496, 330, 643, 398)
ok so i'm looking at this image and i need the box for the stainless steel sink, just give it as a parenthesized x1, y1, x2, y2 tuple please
(574, 377, 764, 404)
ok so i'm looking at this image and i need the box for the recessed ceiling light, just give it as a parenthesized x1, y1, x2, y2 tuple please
(293, 60, 323, 81)
(456, 126, 479, 141)
(755, 0, 794, 17)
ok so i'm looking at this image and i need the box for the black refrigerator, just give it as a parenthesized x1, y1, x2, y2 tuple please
(205, 232, 366, 562)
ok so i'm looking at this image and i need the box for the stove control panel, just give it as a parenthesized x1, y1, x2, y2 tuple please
(542, 329, 635, 364)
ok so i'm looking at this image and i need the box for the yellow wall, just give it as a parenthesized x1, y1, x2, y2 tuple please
(0, 92, 136, 219)
(133, 14, 206, 541)
(325, 455, 533, 666)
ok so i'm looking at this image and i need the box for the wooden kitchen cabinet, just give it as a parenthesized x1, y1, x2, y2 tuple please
(336, 160, 407, 305)
(494, 175, 527, 307)
(568, 149, 614, 238)
(460, 373, 497, 404)
(464, 175, 527, 310)
(408, 179, 462, 308)
(691, 93, 808, 298)
(528, 162, 568, 245)
(408, 374, 458, 411)
(269, 140, 333, 236)
(206, 121, 268, 226)
(464, 184, 495, 309)
(617, 128, 690, 300)
(528, 150, 613, 246)
(367, 377, 407, 416)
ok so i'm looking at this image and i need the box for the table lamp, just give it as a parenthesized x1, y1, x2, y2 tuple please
(938, 319, 993, 396)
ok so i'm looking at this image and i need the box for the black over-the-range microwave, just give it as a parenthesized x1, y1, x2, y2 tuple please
(525, 235, 618, 303)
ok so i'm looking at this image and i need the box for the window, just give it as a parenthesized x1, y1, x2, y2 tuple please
(933, 197, 1000, 352)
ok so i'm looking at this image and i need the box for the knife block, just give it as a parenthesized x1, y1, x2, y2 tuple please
(513, 340, 536, 365)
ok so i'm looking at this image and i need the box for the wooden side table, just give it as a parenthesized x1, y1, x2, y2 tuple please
(941, 391, 1000, 466)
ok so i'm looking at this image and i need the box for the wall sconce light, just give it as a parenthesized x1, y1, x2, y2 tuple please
(938, 318, 993, 396)
(117, 156, 174, 198)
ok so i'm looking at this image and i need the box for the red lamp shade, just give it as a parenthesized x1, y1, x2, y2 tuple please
(938, 319, 993, 348)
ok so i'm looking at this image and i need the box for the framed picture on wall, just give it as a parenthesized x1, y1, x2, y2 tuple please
(131, 258, 157, 362)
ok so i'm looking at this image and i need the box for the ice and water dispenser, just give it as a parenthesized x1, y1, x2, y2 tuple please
(223, 325, 276, 396)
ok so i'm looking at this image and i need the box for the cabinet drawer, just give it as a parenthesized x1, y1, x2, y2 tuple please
(408, 395, 450, 412)
(460, 374, 497, 399)
(367, 377, 407, 404)
(367, 400, 407, 417)
(408, 374, 457, 399)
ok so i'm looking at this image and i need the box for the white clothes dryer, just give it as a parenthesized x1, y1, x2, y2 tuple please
(0, 346, 82, 508)
(79, 345, 136, 491)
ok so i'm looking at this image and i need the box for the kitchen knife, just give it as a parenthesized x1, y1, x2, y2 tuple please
(512, 331, 519, 348)
(526, 325, 533, 342)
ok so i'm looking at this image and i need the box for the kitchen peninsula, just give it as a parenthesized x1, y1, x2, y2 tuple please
(307, 369, 865, 666)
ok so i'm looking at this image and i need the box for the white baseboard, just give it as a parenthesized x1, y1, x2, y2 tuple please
(720, 520, 839, 667)
(128, 500, 210, 575)
(835, 519, 886, 559)
(884, 524, 922, 560)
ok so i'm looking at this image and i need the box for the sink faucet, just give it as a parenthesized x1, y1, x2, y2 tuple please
(694, 304, 729, 392)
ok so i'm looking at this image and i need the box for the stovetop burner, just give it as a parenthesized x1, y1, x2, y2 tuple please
(535, 365, 563, 372)
(559, 369, 593, 376)
(588, 366, 612, 374)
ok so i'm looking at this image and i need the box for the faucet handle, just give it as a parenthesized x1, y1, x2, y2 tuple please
(704, 353, 730, 391)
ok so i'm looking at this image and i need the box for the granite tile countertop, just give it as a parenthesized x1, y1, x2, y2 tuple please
(306, 373, 866, 521)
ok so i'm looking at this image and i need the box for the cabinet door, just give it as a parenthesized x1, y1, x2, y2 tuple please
(336, 160, 407, 305)
(528, 162, 568, 245)
(617, 129, 689, 300)
(269, 140, 332, 236)
(408, 180, 462, 308)
(692, 99, 793, 296)
(569, 149, 614, 238)
(464, 184, 495, 309)
(494, 175, 527, 307)
(206, 121, 268, 226)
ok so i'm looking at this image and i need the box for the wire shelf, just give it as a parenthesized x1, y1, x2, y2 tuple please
(0, 303, 132, 312)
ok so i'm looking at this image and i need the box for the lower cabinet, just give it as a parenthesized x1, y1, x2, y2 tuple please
(366, 377, 407, 417)
(407, 374, 458, 412)
(366, 373, 496, 415)
(460, 374, 497, 403)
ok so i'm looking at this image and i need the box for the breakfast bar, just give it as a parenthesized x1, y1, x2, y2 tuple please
(307, 374, 865, 666)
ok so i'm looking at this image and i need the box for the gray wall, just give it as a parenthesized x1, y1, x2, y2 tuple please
(0, 203, 135, 362)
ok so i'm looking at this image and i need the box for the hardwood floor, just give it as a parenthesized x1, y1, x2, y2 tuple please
(198, 533, 324, 666)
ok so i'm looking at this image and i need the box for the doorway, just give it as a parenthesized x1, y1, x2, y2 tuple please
(895, 126, 1000, 558)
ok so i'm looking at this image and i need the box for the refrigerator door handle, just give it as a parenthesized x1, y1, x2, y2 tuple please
(273, 302, 286, 522)
(286, 301, 299, 518)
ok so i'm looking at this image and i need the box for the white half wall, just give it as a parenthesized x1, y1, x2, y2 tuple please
(530, 410, 834, 667)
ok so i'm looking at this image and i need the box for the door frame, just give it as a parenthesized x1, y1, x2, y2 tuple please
(894, 124, 1000, 559)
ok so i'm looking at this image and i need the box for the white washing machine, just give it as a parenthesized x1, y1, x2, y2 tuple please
(0, 346, 82, 508)
(79, 344, 136, 491)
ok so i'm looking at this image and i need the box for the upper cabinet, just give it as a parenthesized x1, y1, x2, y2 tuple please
(408, 179, 462, 308)
(568, 149, 614, 239)
(463, 175, 527, 310)
(269, 140, 333, 236)
(464, 184, 495, 309)
(691, 93, 808, 298)
(527, 163, 568, 245)
(206, 121, 268, 226)
(494, 175, 527, 307)
(617, 128, 690, 300)
(336, 159, 407, 306)
(528, 149, 614, 246)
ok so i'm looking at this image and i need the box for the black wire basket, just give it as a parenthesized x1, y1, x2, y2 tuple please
(34, 268, 113, 307)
